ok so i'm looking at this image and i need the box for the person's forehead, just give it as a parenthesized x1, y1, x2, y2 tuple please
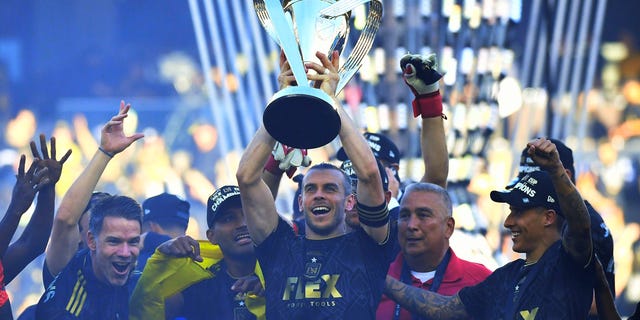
(401, 191, 445, 210)
(508, 205, 544, 215)
(99, 216, 141, 237)
(304, 168, 344, 184)
(214, 206, 243, 221)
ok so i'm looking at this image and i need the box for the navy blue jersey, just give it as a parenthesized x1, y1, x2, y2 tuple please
(584, 201, 615, 293)
(35, 250, 129, 320)
(458, 241, 593, 320)
(256, 218, 394, 319)
(178, 260, 256, 320)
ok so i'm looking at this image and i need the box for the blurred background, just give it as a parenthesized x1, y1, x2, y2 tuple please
(1, 0, 640, 317)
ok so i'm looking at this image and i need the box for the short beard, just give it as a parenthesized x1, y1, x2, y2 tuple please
(305, 211, 345, 236)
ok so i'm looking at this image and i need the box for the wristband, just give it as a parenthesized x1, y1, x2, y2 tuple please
(412, 91, 445, 119)
(98, 146, 115, 158)
(357, 201, 389, 227)
(264, 154, 284, 175)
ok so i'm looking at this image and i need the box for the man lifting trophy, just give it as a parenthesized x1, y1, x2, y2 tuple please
(254, 0, 382, 149)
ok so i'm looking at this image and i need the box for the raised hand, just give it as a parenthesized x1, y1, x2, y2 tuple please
(30, 133, 72, 185)
(400, 53, 444, 118)
(400, 53, 442, 95)
(9, 155, 49, 215)
(306, 51, 340, 96)
(526, 138, 565, 176)
(100, 100, 145, 155)
(278, 50, 297, 90)
(157, 235, 203, 262)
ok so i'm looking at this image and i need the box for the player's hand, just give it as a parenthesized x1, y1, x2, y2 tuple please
(157, 235, 203, 262)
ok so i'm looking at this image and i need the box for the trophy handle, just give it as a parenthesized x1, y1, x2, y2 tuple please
(254, 0, 309, 88)
(321, 0, 383, 94)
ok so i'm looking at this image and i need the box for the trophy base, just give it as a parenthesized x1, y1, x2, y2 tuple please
(264, 86, 341, 149)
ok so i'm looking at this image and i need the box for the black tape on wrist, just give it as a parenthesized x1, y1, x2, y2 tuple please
(357, 201, 389, 227)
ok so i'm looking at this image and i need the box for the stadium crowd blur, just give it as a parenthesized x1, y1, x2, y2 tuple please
(1, 0, 640, 317)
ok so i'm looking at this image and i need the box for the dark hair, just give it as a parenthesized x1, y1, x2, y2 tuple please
(292, 174, 304, 220)
(149, 218, 187, 231)
(402, 182, 453, 217)
(89, 195, 142, 236)
(306, 162, 352, 195)
(78, 192, 112, 232)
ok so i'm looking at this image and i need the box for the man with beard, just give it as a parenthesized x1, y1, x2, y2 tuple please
(236, 50, 391, 318)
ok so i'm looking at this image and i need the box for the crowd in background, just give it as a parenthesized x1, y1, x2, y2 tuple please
(0, 60, 638, 316)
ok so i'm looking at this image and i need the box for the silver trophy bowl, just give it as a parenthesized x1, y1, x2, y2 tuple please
(255, 0, 382, 149)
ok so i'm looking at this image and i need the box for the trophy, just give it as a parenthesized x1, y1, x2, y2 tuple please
(255, 0, 383, 149)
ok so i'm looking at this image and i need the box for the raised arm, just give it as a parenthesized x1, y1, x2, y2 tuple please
(3, 134, 71, 284)
(0, 156, 48, 259)
(307, 51, 388, 243)
(237, 52, 310, 244)
(400, 54, 449, 188)
(527, 138, 592, 266)
(45, 101, 144, 277)
(384, 275, 469, 319)
(236, 125, 279, 245)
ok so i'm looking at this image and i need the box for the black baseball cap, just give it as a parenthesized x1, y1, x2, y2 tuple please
(491, 171, 563, 217)
(142, 193, 190, 228)
(507, 138, 575, 188)
(340, 158, 389, 192)
(336, 132, 401, 164)
(207, 185, 242, 228)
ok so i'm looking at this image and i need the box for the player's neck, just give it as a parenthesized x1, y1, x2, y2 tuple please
(305, 222, 346, 240)
(526, 234, 560, 264)
(405, 246, 449, 272)
(225, 256, 256, 279)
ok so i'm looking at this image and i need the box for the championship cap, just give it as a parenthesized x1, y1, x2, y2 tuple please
(340, 158, 389, 192)
(142, 193, 190, 228)
(336, 132, 401, 164)
(507, 138, 574, 188)
(491, 171, 563, 217)
(207, 185, 242, 228)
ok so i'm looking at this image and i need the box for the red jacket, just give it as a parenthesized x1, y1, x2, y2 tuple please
(376, 248, 491, 320)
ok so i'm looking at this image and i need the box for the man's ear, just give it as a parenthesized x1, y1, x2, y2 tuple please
(87, 231, 97, 251)
(345, 194, 356, 211)
(206, 228, 217, 245)
(543, 209, 558, 227)
(444, 216, 456, 239)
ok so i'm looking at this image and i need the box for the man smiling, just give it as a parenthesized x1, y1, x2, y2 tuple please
(36, 195, 142, 319)
(236, 51, 392, 319)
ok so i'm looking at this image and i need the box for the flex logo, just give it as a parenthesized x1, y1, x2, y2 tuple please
(282, 274, 342, 300)
(519, 307, 539, 319)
